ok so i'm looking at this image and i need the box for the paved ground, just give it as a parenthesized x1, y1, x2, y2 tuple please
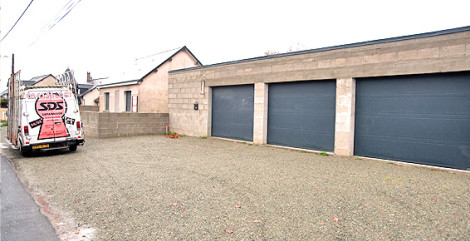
(1, 127, 469, 240)
(1, 155, 59, 241)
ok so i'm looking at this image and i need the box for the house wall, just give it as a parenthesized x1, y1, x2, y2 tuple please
(139, 49, 201, 113)
(98, 85, 139, 112)
(34, 76, 57, 86)
(168, 29, 470, 154)
(97, 49, 200, 113)
(0, 107, 7, 121)
(82, 88, 99, 106)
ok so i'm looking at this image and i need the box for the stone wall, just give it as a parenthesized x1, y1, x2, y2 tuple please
(168, 28, 470, 155)
(80, 105, 99, 112)
(81, 111, 168, 139)
(81, 111, 99, 138)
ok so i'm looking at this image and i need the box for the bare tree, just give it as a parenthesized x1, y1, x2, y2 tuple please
(265, 43, 308, 56)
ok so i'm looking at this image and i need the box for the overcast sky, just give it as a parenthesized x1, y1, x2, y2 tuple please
(1, 0, 469, 90)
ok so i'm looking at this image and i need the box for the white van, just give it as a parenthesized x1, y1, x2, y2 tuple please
(9, 87, 84, 154)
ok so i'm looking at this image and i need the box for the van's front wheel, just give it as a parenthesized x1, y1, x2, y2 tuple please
(69, 145, 77, 152)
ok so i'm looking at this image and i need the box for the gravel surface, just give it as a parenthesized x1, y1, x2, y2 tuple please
(1, 126, 469, 240)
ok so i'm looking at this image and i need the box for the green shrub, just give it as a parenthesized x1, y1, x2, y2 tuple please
(0, 99, 7, 108)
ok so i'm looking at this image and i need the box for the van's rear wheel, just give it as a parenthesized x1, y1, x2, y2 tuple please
(69, 144, 78, 152)
(19, 143, 30, 156)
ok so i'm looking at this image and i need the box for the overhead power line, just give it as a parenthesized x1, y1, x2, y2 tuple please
(0, 0, 35, 42)
(29, 0, 82, 46)
(135, 47, 182, 61)
(46, 0, 82, 32)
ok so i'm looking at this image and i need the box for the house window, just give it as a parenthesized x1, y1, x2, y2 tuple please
(105, 92, 110, 111)
(125, 91, 131, 112)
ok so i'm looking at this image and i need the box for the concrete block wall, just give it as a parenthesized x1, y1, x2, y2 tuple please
(81, 111, 168, 139)
(80, 105, 99, 112)
(81, 111, 99, 138)
(168, 80, 209, 136)
(334, 78, 355, 155)
(253, 83, 268, 144)
(168, 29, 470, 155)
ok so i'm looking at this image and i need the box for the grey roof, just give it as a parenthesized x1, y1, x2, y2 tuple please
(22, 74, 56, 86)
(98, 79, 140, 89)
(78, 83, 94, 88)
(22, 81, 36, 86)
(171, 25, 470, 73)
(77, 83, 94, 97)
(80, 85, 97, 97)
(28, 75, 49, 83)
(140, 46, 202, 81)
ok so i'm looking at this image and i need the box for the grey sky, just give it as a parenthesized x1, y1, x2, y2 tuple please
(1, 0, 469, 90)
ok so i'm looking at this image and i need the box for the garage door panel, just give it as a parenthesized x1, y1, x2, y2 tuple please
(359, 95, 470, 115)
(268, 80, 336, 152)
(358, 73, 468, 93)
(355, 72, 470, 170)
(213, 99, 249, 109)
(357, 115, 470, 141)
(212, 85, 254, 141)
(269, 113, 334, 132)
(355, 136, 465, 169)
(268, 128, 334, 151)
(270, 97, 334, 112)
(212, 123, 253, 141)
(269, 113, 302, 128)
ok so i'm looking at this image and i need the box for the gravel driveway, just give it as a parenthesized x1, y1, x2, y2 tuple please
(1, 127, 469, 240)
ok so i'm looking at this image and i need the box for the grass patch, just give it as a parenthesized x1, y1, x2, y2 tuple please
(317, 152, 328, 156)
(299, 150, 307, 153)
(0, 121, 7, 127)
(241, 142, 246, 144)
(199, 136, 207, 139)
(355, 157, 361, 160)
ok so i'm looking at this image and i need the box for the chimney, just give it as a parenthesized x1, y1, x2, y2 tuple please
(87, 72, 92, 83)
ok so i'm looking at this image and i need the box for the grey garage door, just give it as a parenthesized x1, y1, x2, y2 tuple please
(355, 72, 470, 170)
(211, 85, 254, 141)
(268, 80, 336, 151)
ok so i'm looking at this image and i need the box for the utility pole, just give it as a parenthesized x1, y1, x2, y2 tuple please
(12, 53, 15, 75)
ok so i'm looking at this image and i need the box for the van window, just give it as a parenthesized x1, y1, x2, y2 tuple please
(105, 92, 110, 111)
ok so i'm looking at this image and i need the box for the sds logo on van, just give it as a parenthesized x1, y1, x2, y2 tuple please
(37, 102, 64, 111)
